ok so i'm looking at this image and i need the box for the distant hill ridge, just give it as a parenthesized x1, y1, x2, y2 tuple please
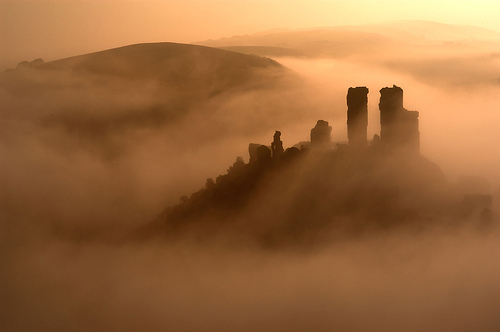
(199, 20, 500, 59)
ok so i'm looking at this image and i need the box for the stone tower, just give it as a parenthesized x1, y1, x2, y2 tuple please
(310, 120, 332, 150)
(379, 85, 420, 153)
(271, 131, 284, 159)
(347, 87, 369, 147)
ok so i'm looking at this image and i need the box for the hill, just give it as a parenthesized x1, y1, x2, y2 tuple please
(2, 42, 290, 98)
(0, 42, 301, 160)
(146, 145, 452, 248)
(41, 43, 286, 94)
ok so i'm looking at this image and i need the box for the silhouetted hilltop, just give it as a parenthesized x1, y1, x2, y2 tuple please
(0, 42, 300, 160)
(144, 86, 494, 248)
(3, 42, 290, 96)
(148, 146, 448, 247)
(47, 43, 285, 92)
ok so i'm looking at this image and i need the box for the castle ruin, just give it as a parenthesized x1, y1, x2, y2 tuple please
(378, 85, 420, 154)
(249, 85, 420, 164)
(347, 87, 369, 147)
(310, 120, 332, 150)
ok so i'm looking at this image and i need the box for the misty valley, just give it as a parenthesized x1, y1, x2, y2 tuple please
(2, 22, 500, 331)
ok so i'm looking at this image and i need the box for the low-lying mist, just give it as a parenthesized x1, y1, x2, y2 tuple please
(1, 38, 500, 331)
(2, 224, 499, 331)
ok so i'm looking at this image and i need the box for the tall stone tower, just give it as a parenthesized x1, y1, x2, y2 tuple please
(347, 87, 369, 147)
(379, 85, 420, 153)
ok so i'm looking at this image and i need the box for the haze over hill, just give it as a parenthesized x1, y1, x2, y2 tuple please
(196, 21, 500, 186)
(1, 42, 317, 234)
(202, 20, 500, 50)
(1, 42, 307, 160)
(42, 43, 285, 90)
(201, 21, 500, 87)
(3, 42, 290, 104)
(2, 20, 500, 332)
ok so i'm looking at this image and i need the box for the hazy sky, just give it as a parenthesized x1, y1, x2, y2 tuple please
(1, 0, 500, 69)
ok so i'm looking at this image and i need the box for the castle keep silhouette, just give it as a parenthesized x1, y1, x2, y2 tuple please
(349, 85, 420, 152)
(252, 84, 420, 161)
(347, 85, 419, 153)
(378, 85, 420, 153)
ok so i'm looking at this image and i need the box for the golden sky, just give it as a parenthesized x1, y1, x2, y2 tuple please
(1, 0, 500, 68)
